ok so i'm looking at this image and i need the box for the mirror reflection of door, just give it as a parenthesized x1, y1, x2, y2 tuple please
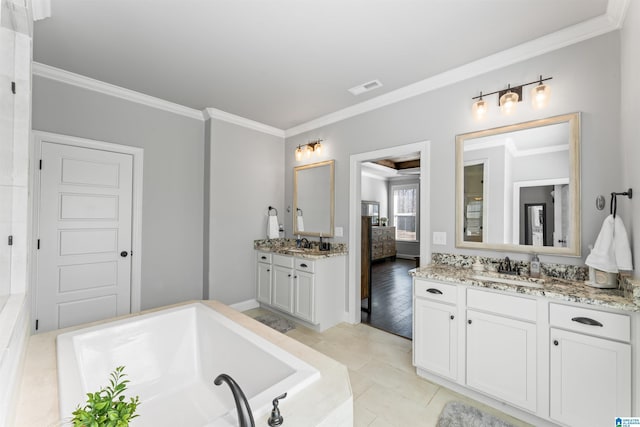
(463, 162, 485, 242)
(524, 203, 546, 246)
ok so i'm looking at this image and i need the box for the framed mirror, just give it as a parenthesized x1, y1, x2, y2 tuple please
(455, 113, 581, 256)
(294, 160, 335, 237)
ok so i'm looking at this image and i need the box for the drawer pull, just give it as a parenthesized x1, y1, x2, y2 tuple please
(261, 256, 267, 260)
(426, 288, 443, 295)
(300, 263, 308, 268)
(571, 317, 603, 327)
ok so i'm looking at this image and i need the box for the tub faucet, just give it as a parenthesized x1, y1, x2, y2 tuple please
(214, 374, 255, 427)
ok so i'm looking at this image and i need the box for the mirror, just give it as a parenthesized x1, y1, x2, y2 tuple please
(456, 113, 581, 256)
(294, 160, 335, 237)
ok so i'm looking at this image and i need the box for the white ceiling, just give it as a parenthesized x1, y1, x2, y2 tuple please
(34, 0, 612, 131)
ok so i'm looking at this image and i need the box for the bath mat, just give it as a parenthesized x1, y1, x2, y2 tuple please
(254, 313, 296, 334)
(436, 401, 516, 427)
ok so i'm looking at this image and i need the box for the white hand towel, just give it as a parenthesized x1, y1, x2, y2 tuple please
(614, 215, 633, 271)
(585, 215, 618, 273)
(297, 215, 305, 232)
(267, 215, 279, 239)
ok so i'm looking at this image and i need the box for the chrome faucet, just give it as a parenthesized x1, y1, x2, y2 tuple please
(497, 256, 520, 275)
(214, 374, 255, 427)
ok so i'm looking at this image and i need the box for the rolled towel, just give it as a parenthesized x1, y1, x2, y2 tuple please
(267, 215, 279, 239)
(297, 215, 305, 232)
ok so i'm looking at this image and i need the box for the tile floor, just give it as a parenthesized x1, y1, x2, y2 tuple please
(244, 308, 532, 427)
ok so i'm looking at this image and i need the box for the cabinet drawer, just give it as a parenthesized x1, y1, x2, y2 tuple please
(414, 279, 457, 304)
(256, 251, 272, 264)
(295, 258, 315, 273)
(467, 289, 536, 322)
(549, 303, 630, 342)
(272, 254, 294, 268)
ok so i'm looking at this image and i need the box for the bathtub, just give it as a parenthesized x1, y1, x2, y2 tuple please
(57, 302, 321, 426)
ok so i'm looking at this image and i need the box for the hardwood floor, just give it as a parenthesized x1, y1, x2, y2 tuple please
(361, 258, 414, 339)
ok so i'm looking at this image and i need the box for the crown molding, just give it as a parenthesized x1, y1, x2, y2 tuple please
(284, 8, 624, 138)
(204, 108, 285, 138)
(32, 62, 205, 121)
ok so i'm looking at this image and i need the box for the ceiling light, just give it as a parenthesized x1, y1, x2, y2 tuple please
(348, 80, 383, 96)
(471, 75, 552, 118)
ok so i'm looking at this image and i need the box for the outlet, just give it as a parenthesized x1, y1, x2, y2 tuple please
(433, 231, 447, 245)
(335, 226, 343, 237)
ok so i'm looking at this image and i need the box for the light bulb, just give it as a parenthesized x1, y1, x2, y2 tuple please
(531, 83, 551, 109)
(313, 141, 322, 155)
(500, 91, 519, 115)
(472, 99, 488, 119)
(295, 146, 303, 161)
(305, 145, 312, 158)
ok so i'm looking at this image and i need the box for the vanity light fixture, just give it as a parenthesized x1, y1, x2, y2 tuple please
(471, 75, 552, 118)
(295, 139, 324, 161)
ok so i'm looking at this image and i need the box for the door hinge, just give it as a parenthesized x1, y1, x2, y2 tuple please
(37, 239, 40, 249)
(35, 319, 39, 331)
(39, 159, 42, 170)
(7, 235, 12, 246)
(11, 81, 15, 94)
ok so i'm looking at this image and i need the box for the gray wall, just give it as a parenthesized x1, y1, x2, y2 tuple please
(32, 77, 205, 309)
(622, 3, 640, 278)
(361, 174, 388, 218)
(207, 118, 284, 304)
(286, 33, 623, 270)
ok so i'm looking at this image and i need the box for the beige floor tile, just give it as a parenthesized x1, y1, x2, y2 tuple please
(356, 383, 434, 426)
(348, 369, 375, 399)
(354, 402, 377, 427)
(357, 359, 439, 404)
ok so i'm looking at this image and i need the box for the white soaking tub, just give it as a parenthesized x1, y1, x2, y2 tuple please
(56, 302, 320, 426)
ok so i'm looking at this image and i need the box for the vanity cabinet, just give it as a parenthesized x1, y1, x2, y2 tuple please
(256, 252, 272, 304)
(413, 280, 458, 380)
(549, 303, 631, 426)
(255, 250, 346, 332)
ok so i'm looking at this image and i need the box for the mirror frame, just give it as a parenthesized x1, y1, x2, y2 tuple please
(293, 159, 335, 237)
(455, 113, 581, 256)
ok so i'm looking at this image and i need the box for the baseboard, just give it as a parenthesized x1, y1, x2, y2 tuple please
(229, 299, 260, 312)
(396, 253, 419, 260)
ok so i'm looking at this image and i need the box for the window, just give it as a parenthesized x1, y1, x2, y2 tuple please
(392, 183, 419, 241)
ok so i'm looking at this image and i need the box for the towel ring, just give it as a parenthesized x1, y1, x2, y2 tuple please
(268, 206, 278, 216)
(296, 208, 303, 216)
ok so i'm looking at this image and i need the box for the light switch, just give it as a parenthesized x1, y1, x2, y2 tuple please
(335, 226, 343, 237)
(433, 231, 447, 245)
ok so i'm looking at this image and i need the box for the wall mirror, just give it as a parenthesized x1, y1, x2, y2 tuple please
(455, 113, 581, 256)
(294, 159, 335, 237)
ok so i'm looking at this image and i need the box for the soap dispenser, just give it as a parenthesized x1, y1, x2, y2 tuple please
(530, 254, 541, 278)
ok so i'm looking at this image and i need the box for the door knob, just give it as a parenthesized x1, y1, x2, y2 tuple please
(120, 251, 129, 257)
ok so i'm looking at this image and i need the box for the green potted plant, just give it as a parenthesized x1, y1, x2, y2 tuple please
(71, 366, 140, 427)
(379, 217, 388, 226)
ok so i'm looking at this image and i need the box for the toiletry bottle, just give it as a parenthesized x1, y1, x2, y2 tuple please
(530, 254, 541, 278)
(296, 235, 301, 248)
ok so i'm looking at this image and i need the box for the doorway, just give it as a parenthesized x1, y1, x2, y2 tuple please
(347, 141, 431, 332)
(31, 131, 144, 332)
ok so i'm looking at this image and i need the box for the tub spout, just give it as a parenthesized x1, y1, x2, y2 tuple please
(214, 374, 255, 427)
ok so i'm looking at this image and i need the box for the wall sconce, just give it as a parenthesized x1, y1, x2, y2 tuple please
(472, 75, 552, 119)
(295, 139, 324, 161)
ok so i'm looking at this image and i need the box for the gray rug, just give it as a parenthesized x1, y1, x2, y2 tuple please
(437, 401, 516, 427)
(254, 313, 296, 334)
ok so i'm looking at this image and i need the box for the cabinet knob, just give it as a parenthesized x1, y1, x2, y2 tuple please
(450, 315, 455, 320)
(294, 275, 298, 279)
(267, 269, 270, 272)
(468, 319, 472, 325)
(553, 340, 559, 346)
(288, 274, 292, 277)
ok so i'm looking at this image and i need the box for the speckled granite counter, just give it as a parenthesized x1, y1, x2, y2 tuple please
(411, 264, 640, 312)
(254, 238, 348, 259)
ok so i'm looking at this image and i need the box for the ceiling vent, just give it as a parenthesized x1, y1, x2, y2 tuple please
(348, 79, 383, 96)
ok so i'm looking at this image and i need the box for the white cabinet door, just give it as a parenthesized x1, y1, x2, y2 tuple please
(550, 328, 631, 426)
(256, 262, 272, 304)
(466, 310, 537, 412)
(414, 298, 457, 380)
(272, 265, 294, 313)
(294, 271, 315, 323)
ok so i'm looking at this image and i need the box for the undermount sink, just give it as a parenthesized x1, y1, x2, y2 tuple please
(471, 274, 545, 289)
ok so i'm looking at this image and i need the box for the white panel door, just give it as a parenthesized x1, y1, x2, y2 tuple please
(414, 298, 457, 380)
(272, 265, 293, 313)
(36, 142, 133, 332)
(294, 271, 315, 323)
(256, 262, 272, 304)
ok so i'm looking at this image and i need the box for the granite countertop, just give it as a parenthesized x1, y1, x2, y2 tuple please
(411, 264, 640, 312)
(254, 238, 348, 259)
